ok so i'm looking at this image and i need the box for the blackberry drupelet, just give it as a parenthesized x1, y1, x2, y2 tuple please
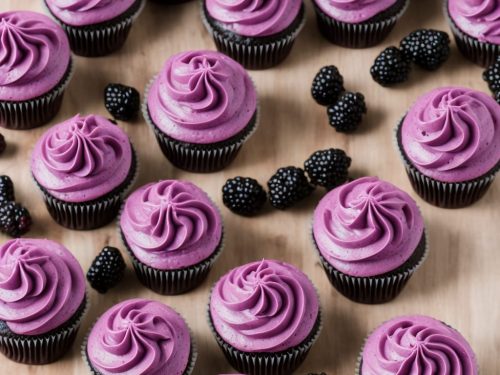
(87, 246, 126, 294)
(327, 92, 366, 133)
(222, 177, 267, 216)
(370, 47, 411, 86)
(304, 148, 351, 190)
(400, 29, 450, 71)
(267, 167, 315, 210)
(311, 65, 345, 106)
(104, 83, 140, 121)
(483, 57, 500, 94)
(0, 134, 5, 155)
(0, 175, 15, 204)
(0, 202, 31, 238)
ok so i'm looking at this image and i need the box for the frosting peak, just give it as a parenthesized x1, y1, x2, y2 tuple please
(448, 0, 500, 43)
(313, 0, 399, 23)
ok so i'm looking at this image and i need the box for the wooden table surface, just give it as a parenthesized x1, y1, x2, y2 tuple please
(1, 0, 499, 374)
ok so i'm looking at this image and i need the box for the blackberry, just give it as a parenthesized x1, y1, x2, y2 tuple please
(370, 47, 411, 86)
(327, 92, 366, 133)
(267, 167, 314, 209)
(304, 148, 351, 190)
(0, 134, 5, 155)
(0, 202, 31, 238)
(222, 177, 267, 216)
(104, 83, 140, 121)
(87, 246, 126, 293)
(311, 65, 344, 106)
(0, 175, 15, 204)
(495, 91, 500, 104)
(483, 57, 500, 94)
(400, 29, 450, 71)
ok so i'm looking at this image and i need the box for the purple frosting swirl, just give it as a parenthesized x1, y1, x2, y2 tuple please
(448, 0, 500, 44)
(210, 259, 320, 353)
(205, 0, 302, 37)
(313, 177, 424, 277)
(120, 180, 222, 270)
(361, 315, 478, 374)
(313, 0, 399, 23)
(87, 298, 191, 375)
(0, 11, 70, 101)
(31, 114, 133, 203)
(44, 0, 138, 27)
(401, 87, 500, 183)
(147, 50, 257, 144)
(0, 239, 85, 336)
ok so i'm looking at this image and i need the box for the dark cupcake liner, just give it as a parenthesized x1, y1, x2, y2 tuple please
(45, 0, 145, 57)
(34, 149, 137, 230)
(201, 3, 305, 69)
(395, 118, 499, 208)
(312, 0, 408, 48)
(0, 294, 88, 365)
(445, 0, 499, 67)
(0, 61, 73, 130)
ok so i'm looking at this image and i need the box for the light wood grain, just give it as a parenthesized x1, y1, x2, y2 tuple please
(1, 1, 499, 374)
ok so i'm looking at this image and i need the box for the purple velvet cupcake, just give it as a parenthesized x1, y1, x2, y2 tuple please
(0, 11, 72, 130)
(83, 298, 196, 375)
(119, 180, 223, 295)
(357, 315, 478, 374)
(312, 177, 427, 304)
(311, 0, 409, 48)
(44, 0, 145, 57)
(396, 87, 500, 208)
(0, 239, 87, 364)
(445, 0, 500, 66)
(31, 114, 136, 230)
(201, 0, 305, 69)
(144, 50, 258, 172)
(208, 259, 322, 375)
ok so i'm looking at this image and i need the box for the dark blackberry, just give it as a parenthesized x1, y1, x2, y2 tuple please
(0, 202, 31, 238)
(400, 29, 450, 71)
(483, 57, 500, 94)
(104, 83, 140, 121)
(87, 246, 126, 293)
(311, 65, 344, 106)
(0, 176, 14, 204)
(267, 167, 314, 209)
(370, 47, 411, 86)
(0, 134, 5, 155)
(327, 92, 366, 133)
(222, 177, 267, 216)
(304, 149, 351, 190)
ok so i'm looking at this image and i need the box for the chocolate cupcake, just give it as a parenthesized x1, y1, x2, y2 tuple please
(312, 177, 427, 304)
(44, 0, 145, 57)
(144, 50, 258, 172)
(0, 11, 72, 130)
(119, 180, 223, 295)
(0, 239, 87, 365)
(396, 87, 500, 208)
(201, 0, 305, 69)
(208, 259, 322, 375)
(357, 315, 478, 374)
(311, 0, 409, 48)
(31, 114, 136, 230)
(83, 298, 196, 375)
(445, 0, 500, 67)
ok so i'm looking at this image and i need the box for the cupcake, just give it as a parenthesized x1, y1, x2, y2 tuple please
(208, 259, 322, 375)
(445, 0, 500, 66)
(396, 87, 500, 208)
(357, 315, 478, 374)
(312, 177, 427, 304)
(311, 0, 409, 48)
(84, 298, 196, 375)
(0, 11, 72, 130)
(44, 0, 145, 57)
(0, 238, 87, 364)
(201, 0, 305, 69)
(31, 114, 136, 230)
(144, 50, 258, 172)
(120, 180, 223, 295)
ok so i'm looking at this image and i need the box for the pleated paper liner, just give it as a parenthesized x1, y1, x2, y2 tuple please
(34, 148, 138, 230)
(0, 60, 73, 130)
(395, 118, 499, 208)
(201, 3, 305, 70)
(312, 0, 409, 48)
(0, 294, 89, 365)
(444, 0, 499, 67)
(44, 0, 145, 57)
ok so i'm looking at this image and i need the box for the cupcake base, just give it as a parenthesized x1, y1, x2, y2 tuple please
(201, 4, 305, 69)
(312, 0, 408, 48)
(0, 296, 87, 365)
